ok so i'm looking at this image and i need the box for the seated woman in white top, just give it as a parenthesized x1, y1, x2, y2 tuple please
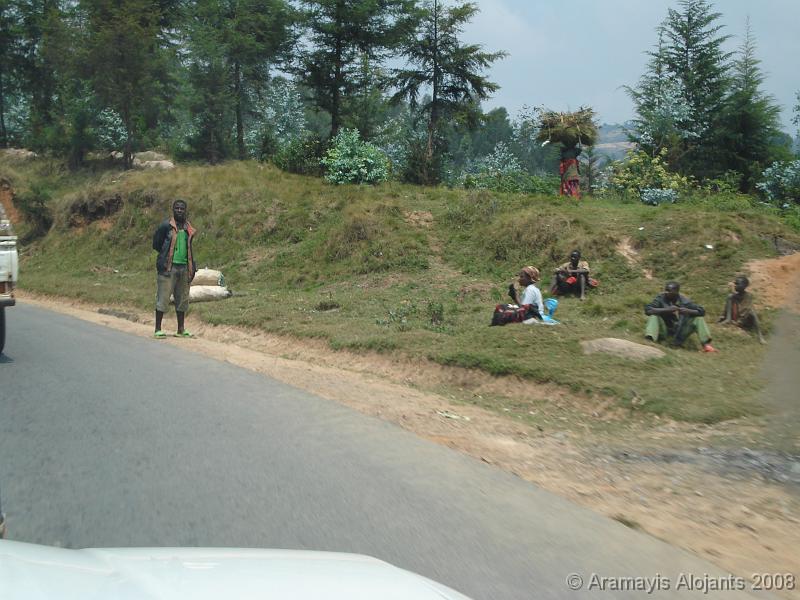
(510, 266, 544, 319)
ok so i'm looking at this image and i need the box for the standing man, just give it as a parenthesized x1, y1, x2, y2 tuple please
(152, 199, 197, 338)
(645, 281, 716, 352)
(719, 276, 766, 344)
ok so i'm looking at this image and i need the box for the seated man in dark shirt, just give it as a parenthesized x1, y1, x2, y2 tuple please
(645, 281, 716, 352)
(718, 275, 766, 344)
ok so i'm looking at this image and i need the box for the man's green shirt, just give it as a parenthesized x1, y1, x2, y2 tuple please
(173, 229, 188, 265)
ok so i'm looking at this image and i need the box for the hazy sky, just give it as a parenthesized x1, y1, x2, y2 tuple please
(463, 0, 799, 128)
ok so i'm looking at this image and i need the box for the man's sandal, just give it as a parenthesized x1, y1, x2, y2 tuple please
(174, 331, 193, 338)
(154, 330, 167, 339)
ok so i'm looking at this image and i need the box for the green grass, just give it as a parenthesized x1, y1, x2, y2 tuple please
(5, 156, 799, 423)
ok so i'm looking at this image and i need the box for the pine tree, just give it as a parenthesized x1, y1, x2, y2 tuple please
(348, 52, 390, 140)
(298, 0, 418, 138)
(14, 0, 66, 149)
(627, 0, 732, 179)
(84, 0, 172, 168)
(391, 0, 505, 182)
(793, 91, 800, 152)
(185, 0, 296, 160)
(717, 19, 784, 192)
(625, 30, 697, 168)
(0, 1, 25, 147)
(659, 0, 732, 177)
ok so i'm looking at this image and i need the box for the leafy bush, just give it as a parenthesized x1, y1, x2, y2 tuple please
(246, 79, 308, 159)
(96, 108, 127, 151)
(273, 134, 326, 176)
(608, 148, 693, 195)
(374, 108, 426, 177)
(402, 139, 445, 185)
(756, 160, 800, 205)
(640, 188, 678, 205)
(461, 171, 558, 195)
(458, 142, 558, 195)
(321, 129, 389, 185)
(15, 182, 53, 240)
(702, 170, 743, 194)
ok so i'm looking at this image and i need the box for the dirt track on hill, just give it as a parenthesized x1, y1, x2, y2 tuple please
(16, 281, 800, 598)
(0, 178, 22, 224)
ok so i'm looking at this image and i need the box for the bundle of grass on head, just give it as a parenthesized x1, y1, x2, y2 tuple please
(536, 107, 598, 148)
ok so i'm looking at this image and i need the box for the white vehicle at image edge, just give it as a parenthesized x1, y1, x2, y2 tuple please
(0, 203, 18, 355)
(0, 540, 474, 600)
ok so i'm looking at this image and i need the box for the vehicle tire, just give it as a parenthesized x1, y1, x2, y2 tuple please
(0, 307, 5, 355)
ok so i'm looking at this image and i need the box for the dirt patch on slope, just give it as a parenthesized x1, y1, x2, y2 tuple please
(617, 236, 653, 279)
(746, 253, 800, 314)
(0, 178, 22, 224)
(404, 210, 434, 228)
(15, 291, 800, 598)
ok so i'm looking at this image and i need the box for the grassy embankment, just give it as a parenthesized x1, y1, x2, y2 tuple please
(4, 156, 799, 423)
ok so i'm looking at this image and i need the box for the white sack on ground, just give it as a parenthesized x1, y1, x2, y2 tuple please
(170, 285, 232, 304)
(192, 268, 225, 286)
(189, 285, 232, 302)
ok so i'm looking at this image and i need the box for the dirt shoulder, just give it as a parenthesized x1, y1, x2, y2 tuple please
(15, 290, 800, 598)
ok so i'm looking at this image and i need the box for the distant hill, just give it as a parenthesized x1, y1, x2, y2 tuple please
(593, 122, 634, 161)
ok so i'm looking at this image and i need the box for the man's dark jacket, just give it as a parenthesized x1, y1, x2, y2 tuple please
(645, 293, 705, 334)
(152, 217, 197, 279)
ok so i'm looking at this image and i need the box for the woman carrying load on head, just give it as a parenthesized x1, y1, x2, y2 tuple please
(559, 145, 581, 198)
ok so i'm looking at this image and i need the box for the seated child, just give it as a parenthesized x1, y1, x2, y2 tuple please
(718, 276, 766, 344)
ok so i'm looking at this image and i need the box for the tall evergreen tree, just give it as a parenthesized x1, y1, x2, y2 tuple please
(628, 0, 732, 179)
(45, 2, 95, 166)
(348, 52, 390, 140)
(625, 30, 697, 168)
(84, 0, 173, 168)
(718, 19, 784, 192)
(793, 91, 800, 151)
(391, 0, 505, 181)
(185, 0, 296, 160)
(14, 0, 67, 149)
(298, 0, 418, 138)
(660, 0, 732, 177)
(0, 0, 25, 147)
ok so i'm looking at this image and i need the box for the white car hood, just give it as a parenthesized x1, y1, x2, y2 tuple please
(0, 540, 472, 599)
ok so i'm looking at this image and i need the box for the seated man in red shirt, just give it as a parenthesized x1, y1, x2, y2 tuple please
(551, 250, 596, 300)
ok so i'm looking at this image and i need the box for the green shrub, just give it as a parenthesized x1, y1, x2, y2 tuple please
(608, 148, 693, 195)
(321, 129, 390, 185)
(273, 134, 326, 176)
(458, 142, 559, 195)
(15, 182, 54, 240)
(757, 160, 800, 205)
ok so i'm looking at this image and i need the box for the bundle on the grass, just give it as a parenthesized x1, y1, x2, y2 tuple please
(188, 285, 232, 302)
(171, 267, 231, 303)
(192, 268, 225, 287)
(536, 107, 598, 148)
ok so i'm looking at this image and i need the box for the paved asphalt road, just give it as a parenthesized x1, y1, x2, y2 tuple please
(0, 303, 757, 599)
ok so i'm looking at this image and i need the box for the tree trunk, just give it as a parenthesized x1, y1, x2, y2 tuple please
(426, 0, 439, 163)
(123, 109, 133, 170)
(209, 128, 218, 164)
(0, 71, 7, 148)
(234, 60, 245, 160)
(331, 37, 343, 137)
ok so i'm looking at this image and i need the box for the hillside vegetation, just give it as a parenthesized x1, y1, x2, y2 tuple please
(6, 157, 800, 423)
